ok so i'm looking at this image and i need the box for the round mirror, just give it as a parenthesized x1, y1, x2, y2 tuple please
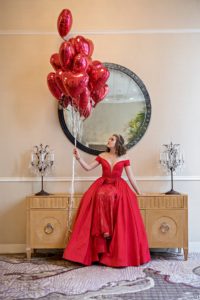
(58, 63, 151, 155)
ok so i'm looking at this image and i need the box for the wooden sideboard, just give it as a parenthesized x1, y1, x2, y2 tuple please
(26, 193, 188, 260)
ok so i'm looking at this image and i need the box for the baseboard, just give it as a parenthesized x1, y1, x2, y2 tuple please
(0, 242, 199, 254)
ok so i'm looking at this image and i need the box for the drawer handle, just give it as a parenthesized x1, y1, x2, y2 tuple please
(160, 222, 170, 233)
(44, 223, 54, 234)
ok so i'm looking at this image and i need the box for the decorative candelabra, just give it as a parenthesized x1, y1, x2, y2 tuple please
(30, 144, 54, 196)
(159, 142, 184, 194)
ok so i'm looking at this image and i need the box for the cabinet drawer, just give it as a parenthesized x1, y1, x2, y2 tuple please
(146, 210, 184, 248)
(30, 210, 67, 248)
(138, 195, 185, 209)
(27, 196, 82, 209)
(69, 196, 82, 209)
(27, 197, 68, 209)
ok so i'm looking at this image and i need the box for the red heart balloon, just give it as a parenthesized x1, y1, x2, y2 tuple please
(55, 70, 68, 95)
(74, 36, 93, 57)
(72, 54, 88, 73)
(50, 53, 62, 71)
(62, 71, 89, 98)
(90, 65, 110, 84)
(57, 9, 73, 38)
(91, 84, 109, 106)
(87, 60, 101, 75)
(79, 88, 90, 111)
(59, 41, 75, 70)
(86, 38, 94, 57)
(88, 62, 104, 91)
(47, 72, 63, 101)
(93, 60, 102, 66)
(81, 100, 92, 118)
(89, 64, 110, 92)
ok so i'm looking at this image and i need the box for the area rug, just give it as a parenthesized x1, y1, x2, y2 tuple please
(0, 252, 200, 299)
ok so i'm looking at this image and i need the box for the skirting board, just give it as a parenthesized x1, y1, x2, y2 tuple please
(0, 243, 200, 254)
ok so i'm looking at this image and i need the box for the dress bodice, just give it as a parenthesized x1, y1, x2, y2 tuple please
(95, 156, 130, 179)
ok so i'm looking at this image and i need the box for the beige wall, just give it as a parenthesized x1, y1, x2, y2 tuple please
(0, 0, 200, 250)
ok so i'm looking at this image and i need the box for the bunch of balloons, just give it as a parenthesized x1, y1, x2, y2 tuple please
(47, 9, 110, 119)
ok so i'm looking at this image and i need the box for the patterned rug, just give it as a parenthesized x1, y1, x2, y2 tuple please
(0, 251, 200, 299)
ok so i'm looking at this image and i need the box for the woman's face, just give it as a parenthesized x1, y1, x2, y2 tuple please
(107, 135, 117, 149)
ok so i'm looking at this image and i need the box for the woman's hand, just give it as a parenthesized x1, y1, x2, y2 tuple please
(72, 149, 99, 171)
(73, 148, 81, 160)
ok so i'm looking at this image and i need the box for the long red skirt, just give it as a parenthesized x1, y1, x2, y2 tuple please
(63, 177, 151, 267)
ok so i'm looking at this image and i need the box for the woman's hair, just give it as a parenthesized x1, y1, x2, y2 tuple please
(106, 134, 127, 156)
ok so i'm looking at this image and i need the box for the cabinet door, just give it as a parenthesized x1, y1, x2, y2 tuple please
(146, 210, 184, 248)
(30, 210, 67, 248)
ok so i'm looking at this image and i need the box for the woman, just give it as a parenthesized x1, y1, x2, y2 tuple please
(63, 134, 151, 267)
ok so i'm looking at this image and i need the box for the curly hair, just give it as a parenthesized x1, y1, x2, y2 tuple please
(106, 134, 127, 156)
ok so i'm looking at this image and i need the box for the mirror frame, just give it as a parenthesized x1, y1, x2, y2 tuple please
(58, 63, 151, 155)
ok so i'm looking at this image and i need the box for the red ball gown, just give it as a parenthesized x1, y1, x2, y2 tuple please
(63, 156, 151, 267)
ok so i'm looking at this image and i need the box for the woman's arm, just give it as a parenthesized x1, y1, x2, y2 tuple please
(73, 148, 99, 171)
(124, 165, 141, 195)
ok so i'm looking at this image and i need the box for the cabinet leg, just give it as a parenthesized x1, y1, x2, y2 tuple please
(183, 248, 188, 261)
(26, 248, 31, 260)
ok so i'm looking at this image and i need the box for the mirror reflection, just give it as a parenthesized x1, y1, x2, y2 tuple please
(58, 63, 151, 155)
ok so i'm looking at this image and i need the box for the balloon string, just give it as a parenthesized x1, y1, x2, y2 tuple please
(68, 152, 75, 236)
(67, 105, 80, 239)
(66, 104, 89, 241)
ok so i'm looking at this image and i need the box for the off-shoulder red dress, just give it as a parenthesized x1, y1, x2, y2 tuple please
(63, 156, 151, 267)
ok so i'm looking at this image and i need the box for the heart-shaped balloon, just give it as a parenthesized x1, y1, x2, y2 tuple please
(86, 38, 94, 57)
(91, 84, 109, 106)
(80, 99, 92, 119)
(79, 87, 90, 111)
(74, 36, 94, 57)
(72, 54, 88, 73)
(62, 71, 89, 98)
(59, 41, 75, 70)
(57, 9, 73, 38)
(47, 72, 63, 101)
(92, 60, 102, 67)
(87, 60, 101, 75)
(55, 70, 68, 95)
(89, 65, 110, 84)
(50, 53, 62, 71)
(89, 64, 110, 92)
